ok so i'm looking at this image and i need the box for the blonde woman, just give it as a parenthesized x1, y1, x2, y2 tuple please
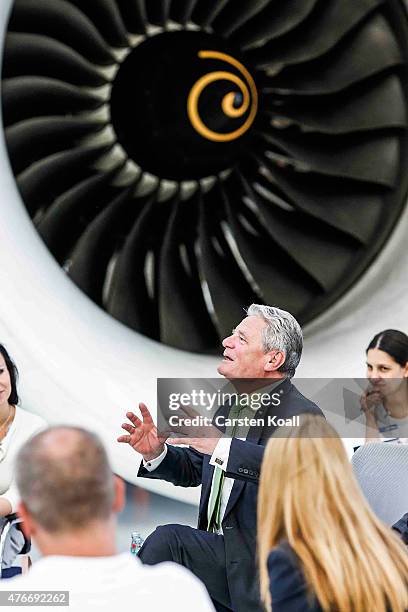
(257, 415, 408, 612)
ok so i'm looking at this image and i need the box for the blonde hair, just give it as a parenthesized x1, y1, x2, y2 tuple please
(257, 415, 408, 612)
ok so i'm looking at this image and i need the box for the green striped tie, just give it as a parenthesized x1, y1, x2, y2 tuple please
(207, 403, 251, 532)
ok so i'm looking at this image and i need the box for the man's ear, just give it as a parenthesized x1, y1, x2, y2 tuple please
(112, 475, 125, 514)
(264, 350, 285, 372)
(17, 502, 35, 538)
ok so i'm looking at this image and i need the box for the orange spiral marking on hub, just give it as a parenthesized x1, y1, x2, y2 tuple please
(187, 51, 258, 143)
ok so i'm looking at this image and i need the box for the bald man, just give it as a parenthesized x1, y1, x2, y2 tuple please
(5, 426, 214, 611)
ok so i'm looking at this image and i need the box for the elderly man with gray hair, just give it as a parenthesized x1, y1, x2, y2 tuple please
(2, 426, 214, 611)
(119, 304, 323, 612)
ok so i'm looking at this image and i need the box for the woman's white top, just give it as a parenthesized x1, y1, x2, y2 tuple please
(0, 406, 47, 512)
(374, 403, 408, 441)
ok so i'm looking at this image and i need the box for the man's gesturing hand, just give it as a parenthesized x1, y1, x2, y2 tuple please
(117, 403, 167, 462)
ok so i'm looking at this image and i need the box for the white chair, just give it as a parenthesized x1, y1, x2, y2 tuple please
(351, 442, 408, 526)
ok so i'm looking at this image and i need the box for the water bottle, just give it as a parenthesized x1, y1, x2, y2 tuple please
(130, 531, 144, 555)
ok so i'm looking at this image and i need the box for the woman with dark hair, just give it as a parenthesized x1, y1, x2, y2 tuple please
(361, 330, 408, 442)
(0, 344, 46, 517)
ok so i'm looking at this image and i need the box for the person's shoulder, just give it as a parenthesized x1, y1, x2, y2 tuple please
(267, 541, 301, 573)
(15, 406, 47, 434)
(138, 560, 214, 610)
(268, 543, 312, 599)
(284, 382, 322, 416)
(0, 571, 44, 592)
(268, 544, 322, 611)
(267, 541, 309, 591)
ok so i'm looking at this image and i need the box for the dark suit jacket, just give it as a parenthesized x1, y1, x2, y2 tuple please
(138, 379, 323, 612)
(393, 513, 408, 544)
(268, 541, 407, 612)
(267, 543, 322, 612)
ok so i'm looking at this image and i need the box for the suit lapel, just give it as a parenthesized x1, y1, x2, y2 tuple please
(223, 379, 292, 521)
(222, 404, 266, 520)
(199, 460, 215, 528)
